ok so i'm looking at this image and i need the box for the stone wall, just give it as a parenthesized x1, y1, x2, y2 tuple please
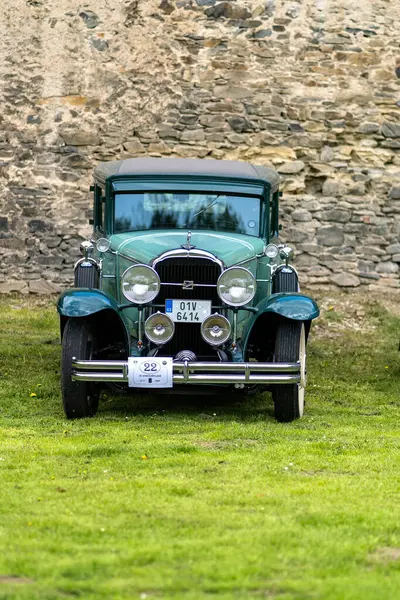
(0, 0, 399, 293)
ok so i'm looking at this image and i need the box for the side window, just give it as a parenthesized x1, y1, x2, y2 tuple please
(95, 185, 105, 233)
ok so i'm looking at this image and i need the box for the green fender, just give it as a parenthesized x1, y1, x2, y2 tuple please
(242, 292, 319, 349)
(57, 288, 124, 318)
(57, 288, 131, 341)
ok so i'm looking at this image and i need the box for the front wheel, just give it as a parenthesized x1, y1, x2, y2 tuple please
(61, 318, 100, 419)
(272, 319, 306, 423)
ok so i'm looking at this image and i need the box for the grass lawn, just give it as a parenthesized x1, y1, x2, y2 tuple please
(0, 292, 399, 600)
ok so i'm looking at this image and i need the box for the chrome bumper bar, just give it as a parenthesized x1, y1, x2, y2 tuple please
(71, 359, 300, 386)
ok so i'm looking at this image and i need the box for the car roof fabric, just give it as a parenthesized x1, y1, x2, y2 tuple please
(94, 157, 279, 187)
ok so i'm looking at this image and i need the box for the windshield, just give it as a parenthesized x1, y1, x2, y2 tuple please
(114, 192, 262, 237)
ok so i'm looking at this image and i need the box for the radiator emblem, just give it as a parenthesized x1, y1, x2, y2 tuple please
(182, 280, 194, 290)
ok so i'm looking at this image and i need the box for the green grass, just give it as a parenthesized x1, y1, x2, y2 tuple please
(0, 294, 399, 600)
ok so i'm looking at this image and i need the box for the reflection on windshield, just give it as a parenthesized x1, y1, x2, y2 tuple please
(114, 192, 262, 237)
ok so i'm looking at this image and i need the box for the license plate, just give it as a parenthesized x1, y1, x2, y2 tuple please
(128, 357, 173, 388)
(165, 299, 211, 323)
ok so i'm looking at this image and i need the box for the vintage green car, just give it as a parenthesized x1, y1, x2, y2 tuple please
(57, 158, 319, 422)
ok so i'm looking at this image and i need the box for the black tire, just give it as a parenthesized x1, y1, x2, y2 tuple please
(61, 319, 100, 419)
(272, 268, 298, 294)
(272, 318, 306, 423)
(74, 264, 99, 288)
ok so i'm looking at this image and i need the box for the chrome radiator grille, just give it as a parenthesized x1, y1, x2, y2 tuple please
(154, 257, 221, 358)
(155, 258, 220, 305)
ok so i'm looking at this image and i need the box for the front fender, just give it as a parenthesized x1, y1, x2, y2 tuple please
(57, 289, 122, 318)
(257, 293, 319, 321)
(242, 293, 319, 350)
(57, 289, 131, 351)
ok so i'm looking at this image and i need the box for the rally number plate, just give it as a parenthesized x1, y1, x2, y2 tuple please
(165, 299, 212, 323)
(128, 357, 173, 388)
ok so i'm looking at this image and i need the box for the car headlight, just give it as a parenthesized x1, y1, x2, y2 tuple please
(217, 267, 256, 307)
(122, 264, 160, 304)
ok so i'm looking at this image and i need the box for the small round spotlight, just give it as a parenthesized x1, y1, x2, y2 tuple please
(96, 238, 110, 253)
(201, 313, 231, 347)
(80, 240, 94, 258)
(264, 244, 279, 259)
(279, 246, 294, 263)
(144, 312, 175, 345)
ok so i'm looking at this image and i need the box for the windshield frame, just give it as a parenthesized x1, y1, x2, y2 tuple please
(112, 189, 266, 239)
(100, 175, 273, 242)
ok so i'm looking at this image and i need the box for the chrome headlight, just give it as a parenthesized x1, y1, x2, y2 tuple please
(217, 267, 256, 307)
(122, 264, 160, 304)
(145, 312, 174, 345)
(201, 313, 231, 346)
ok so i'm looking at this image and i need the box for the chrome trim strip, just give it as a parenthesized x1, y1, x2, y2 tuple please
(110, 249, 141, 265)
(273, 263, 299, 277)
(183, 360, 189, 384)
(138, 307, 143, 346)
(171, 374, 300, 384)
(235, 253, 263, 266)
(71, 359, 301, 385)
(98, 258, 103, 285)
(73, 360, 299, 372)
(74, 257, 99, 271)
(160, 282, 217, 288)
(152, 248, 224, 271)
(232, 311, 238, 346)
(111, 249, 261, 270)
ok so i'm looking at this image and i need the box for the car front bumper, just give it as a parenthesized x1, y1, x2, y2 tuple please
(71, 359, 301, 386)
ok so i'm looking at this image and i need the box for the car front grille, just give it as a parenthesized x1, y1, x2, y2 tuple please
(155, 258, 220, 305)
(154, 257, 222, 358)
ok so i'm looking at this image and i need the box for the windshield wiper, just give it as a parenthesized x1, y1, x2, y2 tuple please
(192, 194, 221, 218)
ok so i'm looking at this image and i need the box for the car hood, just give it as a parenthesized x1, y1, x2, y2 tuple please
(110, 230, 264, 267)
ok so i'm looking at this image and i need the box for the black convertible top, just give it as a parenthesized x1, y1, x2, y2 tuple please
(94, 157, 280, 188)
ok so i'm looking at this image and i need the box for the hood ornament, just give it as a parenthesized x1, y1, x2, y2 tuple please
(181, 230, 196, 250)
